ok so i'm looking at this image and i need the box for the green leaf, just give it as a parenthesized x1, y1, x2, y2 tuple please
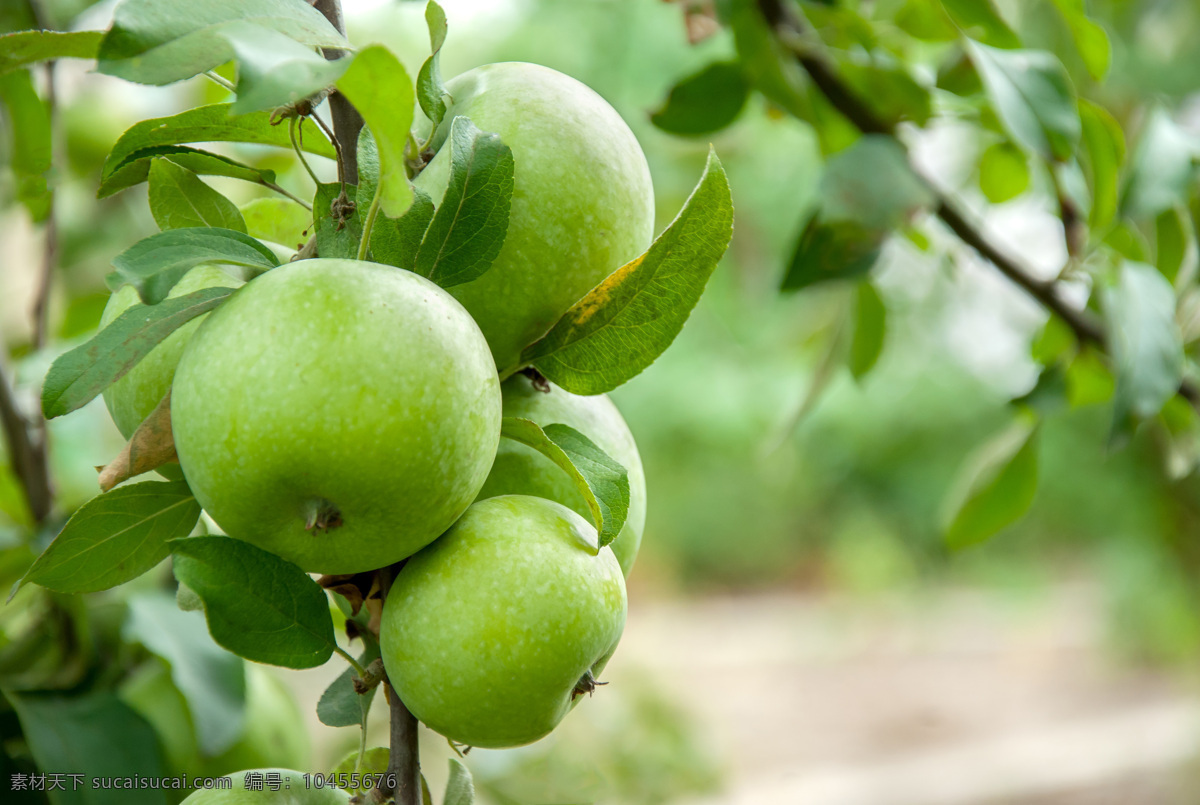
(835, 56, 932, 128)
(316, 642, 381, 728)
(97, 0, 347, 85)
(1049, 0, 1110, 81)
(940, 0, 1020, 48)
(42, 287, 236, 418)
(0, 68, 52, 222)
(522, 148, 733, 394)
(170, 535, 337, 669)
(651, 61, 749, 136)
(314, 182, 361, 260)
(99, 144, 278, 198)
(0, 30, 102, 74)
(241, 197, 310, 249)
(331, 748, 391, 794)
(967, 41, 1080, 161)
(943, 417, 1039, 549)
(782, 217, 882, 291)
(371, 188, 434, 270)
(1104, 261, 1184, 425)
(414, 116, 515, 287)
(124, 593, 246, 756)
(1121, 107, 1196, 221)
(9, 691, 168, 805)
(336, 45, 414, 217)
(849, 281, 887, 379)
(444, 759, 475, 805)
(500, 418, 630, 549)
(148, 158, 247, 233)
(101, 103, 334, 190)
(1078, 100, 1124, 232)
(223, 22, 350, 115)
(14, 481, 199, 595)
(1065, 347, 1114, 407)
(726, 0, 809, 119)
(108, 227, 277, 304)
(821, 135, 933, 231)
(978, 141, 1030, 203)
(417, 0, 449, 131)
(1155, 207, 1189, 285)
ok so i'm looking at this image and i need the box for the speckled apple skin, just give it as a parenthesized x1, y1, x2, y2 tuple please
(170, 259, 501, 574)
(380, 495, 627, 748)
(476, 373, 646, 576)
(414, 62, 655, 376)
(101, 265, 245, 438)
(179, 770, 348, 804)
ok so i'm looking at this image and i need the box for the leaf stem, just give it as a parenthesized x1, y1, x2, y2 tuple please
(334, 645, 367, 678)
(357, 183, 382, 261)
(262, 180, 313, 211)
(203, 70, 235, 93)
(290, 118, 321, 187)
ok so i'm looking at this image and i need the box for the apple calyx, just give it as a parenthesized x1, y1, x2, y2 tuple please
(571, 668, 609, 700)
(305, 498, 344, 533)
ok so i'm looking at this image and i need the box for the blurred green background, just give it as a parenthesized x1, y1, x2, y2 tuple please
(6, 0, 1200, 803)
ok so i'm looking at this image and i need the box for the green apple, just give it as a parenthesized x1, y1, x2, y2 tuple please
(477, 373, 646, 575)
(179, 770, 349, 804)
(120, 661, 309, 800)
(380, 495, 626, 748)
(100, 265, 246, 438)
(414, 62, 655, 376)
(171, 258, 501, 574)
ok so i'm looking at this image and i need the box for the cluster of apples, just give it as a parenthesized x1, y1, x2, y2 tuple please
(104, 63, 652, 753)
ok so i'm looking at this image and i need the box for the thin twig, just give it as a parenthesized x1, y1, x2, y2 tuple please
(308, 111, 344, 185)
(262, 180, 313, 210)
(758, 0, 1200, 407)
(290, 118, 322, 186)
(203, 70, 236, 92)
(0, 364, 51, 524)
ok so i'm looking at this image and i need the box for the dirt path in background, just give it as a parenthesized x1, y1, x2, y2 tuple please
(285, 582, 1200, 804)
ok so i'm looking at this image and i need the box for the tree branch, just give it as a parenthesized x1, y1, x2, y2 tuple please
(0, 364, 52, 524)
(311, 0, 363, 184)
(374, 562, 421, 805)
(758, 0, 1200, 407)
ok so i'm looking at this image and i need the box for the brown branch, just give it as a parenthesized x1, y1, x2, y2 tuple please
(0, 364, 52, 523)
(758, 0, 1200, 407)
(311, 0, 363, 184)
(373, 562, 421, 805)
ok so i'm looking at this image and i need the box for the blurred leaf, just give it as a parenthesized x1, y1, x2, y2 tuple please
(224, 23, 350, 114)
(849, 281, 886, 379)
(1048, 0, 1110, 81)
(0, 30, 102, 74)
(1013, 364, 1068, 415)
(967, 41, 1080, 161)
(108, 227, 277, 304)
(522, 149, 733, 394)
(1105, 221, 1150, 262)
(726, 0, 808, 119)
(101, 103, 334, 190)
(940, 0, 1019, 48)
(42, 287, 236, 418)
(99, 145, 278, 198)
(97, 0, 347, 85)
(1155, 207, 1189, 285)
(1158, 395, 1200, 480)
(240, 197, 310, 249)
(1078, 100, 1124, 233)
(10, 691, 168, 805)
(0, 68, 51, 222)
(895, 0, 957, 41)
(1104, 261, 1184, 426)
(783, 216, 881, 291)
(417, 0, 449, 131)
(835, 56, 932, 128)
(331, 747, 391, 794)
(314, 182, 361, 260)
(500, 418, 630, 549)
(336, 45, 413, 218)
(978, 141, 1030, 203)
(317, 642, 381, 728)
(170, 535, 336, 669)
(651, 61, 749, 136)
(1031, 314, 1074, 364)
(444, 759, 475, 805)
(943, 418, 1039, 549)
(1121, 108, 1196, 221)
(936, 48, 983, 96)
(148, 158, 247, 233)
(821, 135, 933, 230)
(415, 116, 514, 287)
(1066, 346, 1114, 407)
(14, 481, 198, 596)
(125, 593, 246, 756)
